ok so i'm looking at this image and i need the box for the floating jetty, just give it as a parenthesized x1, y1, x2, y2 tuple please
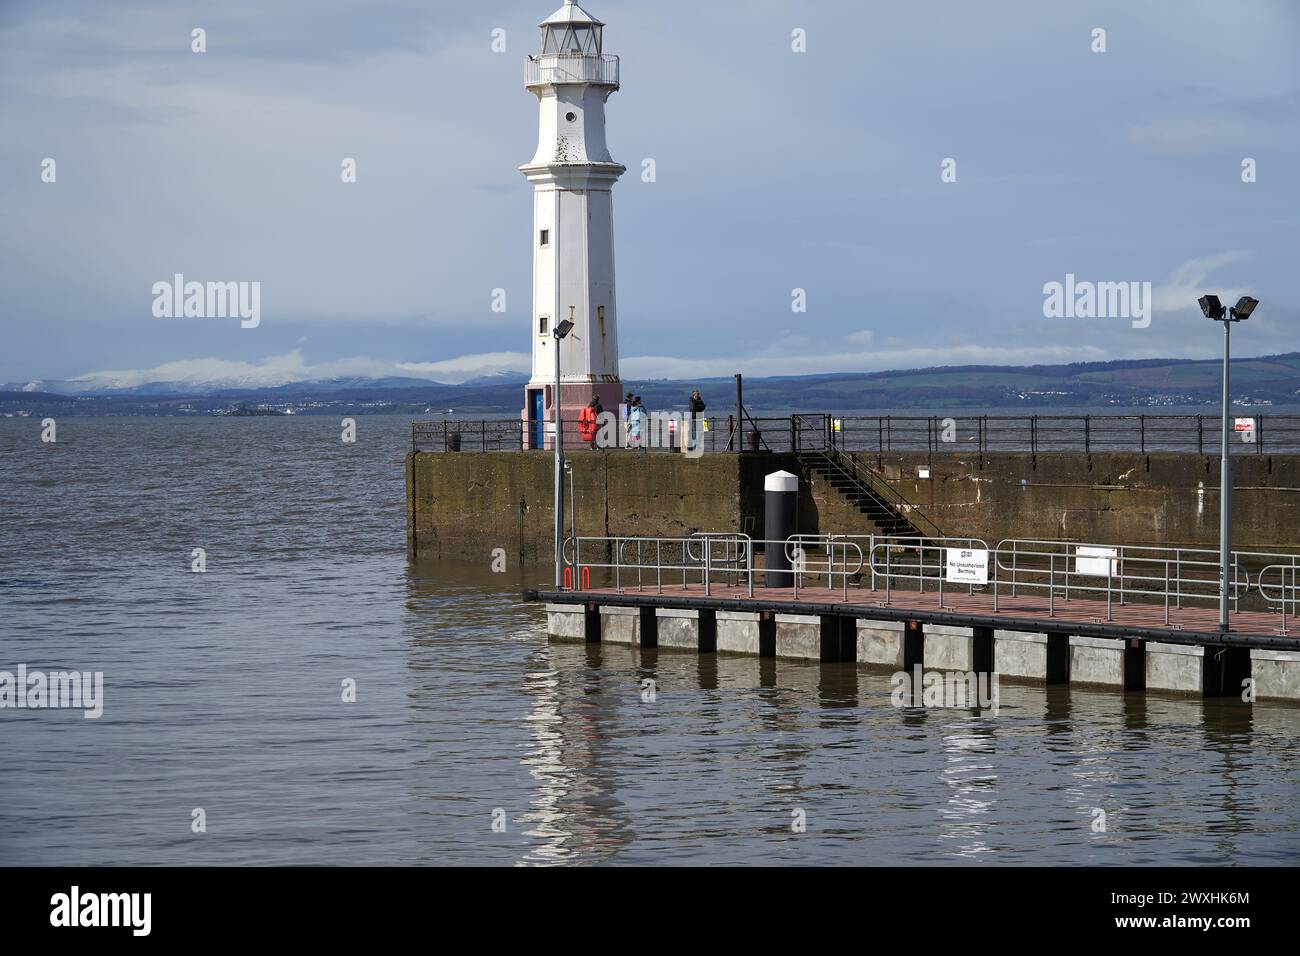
(527, 534, 1300, 702)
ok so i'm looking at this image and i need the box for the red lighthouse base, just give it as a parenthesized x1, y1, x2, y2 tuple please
(522, 380, 624, 450)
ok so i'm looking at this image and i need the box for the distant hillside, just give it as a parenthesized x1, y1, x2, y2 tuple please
(697, 353, 1300, 412)
(4, 353, 1299, 417)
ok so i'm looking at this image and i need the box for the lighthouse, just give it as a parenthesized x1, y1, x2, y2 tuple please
(521, 0, 625, 448)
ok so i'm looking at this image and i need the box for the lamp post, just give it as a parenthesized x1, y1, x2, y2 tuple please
(552, 314, 575, 588)
(1198, 293, 1259, 630)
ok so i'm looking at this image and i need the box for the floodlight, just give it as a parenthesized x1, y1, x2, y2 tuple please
(1198, 294, 1225, 320)
(1230, 296, 1258, 321)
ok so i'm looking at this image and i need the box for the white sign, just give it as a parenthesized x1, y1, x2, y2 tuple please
(1235, 417, 1256, 443)
(1076, 545, 1119, 577)
(946, 548, 989, 584)
(917, 466, 931, 479)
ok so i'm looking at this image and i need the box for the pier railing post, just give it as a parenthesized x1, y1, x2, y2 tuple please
(1049, 554, 1055, 617)
(870, 533, 876, 591)
(885, 546, 892, 605)
(1170, 561, 1180, 629)
(1176, 550, 1182, 609)
(707, 535, 717, 595)
(1283, 565, 1293, 635)
(1011, 540, 1017, 598)
(938, 548, 944, 608)
(747, 538, 754, 598)
(1107, 562, 1113, 621)
(1119, 546, 1126, 606)
(992, 547, 999, 612)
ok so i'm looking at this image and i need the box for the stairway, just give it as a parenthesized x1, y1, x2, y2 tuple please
(799, 449, 931, 539)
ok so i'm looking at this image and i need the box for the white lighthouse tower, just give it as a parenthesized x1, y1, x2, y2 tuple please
(521, 0, 625, 448)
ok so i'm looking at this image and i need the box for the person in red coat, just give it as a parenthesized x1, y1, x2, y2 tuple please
(578, 395, 602, 447)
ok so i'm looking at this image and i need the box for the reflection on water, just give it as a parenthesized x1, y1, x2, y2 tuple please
(2, 416, 1299, 866)
(499, 606, 1300, 866)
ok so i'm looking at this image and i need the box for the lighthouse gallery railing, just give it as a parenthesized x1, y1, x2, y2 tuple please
(525, 54, 619, 88)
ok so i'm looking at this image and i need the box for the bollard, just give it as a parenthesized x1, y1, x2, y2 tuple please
(764, 470, 798, 588)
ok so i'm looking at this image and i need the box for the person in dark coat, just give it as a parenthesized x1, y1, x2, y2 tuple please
(686, 389, 706, 450)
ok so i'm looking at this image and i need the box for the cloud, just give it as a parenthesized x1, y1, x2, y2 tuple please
(620, 344, 1113, 381)
(845, 330, 875, 346)
(1152, 251, 1253, 313)
(396, 352, 531, 383)
(1126, 117, 1248, 154)
(68, 349, 413, 389)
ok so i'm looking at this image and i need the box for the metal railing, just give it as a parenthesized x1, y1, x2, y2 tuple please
(554, 531, 1300, 634)
(866, 537, 991, 609)
(833, 414, 1298, 455)
(413, 415, 728, 453)
(560, 531, 865, 599)
(525, 53, 619, 88)
(990, 539, 1252, 623)
(785, 534, 864, 600)
(415, 414, 1300, 455)
(1258, 562, 1300, 633)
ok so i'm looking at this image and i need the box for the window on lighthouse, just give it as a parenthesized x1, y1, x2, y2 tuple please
(542, 24, 601, 56)
(564, 26, 587, 54)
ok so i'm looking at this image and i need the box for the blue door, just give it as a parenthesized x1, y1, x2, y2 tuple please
(531, 390, 544, 448)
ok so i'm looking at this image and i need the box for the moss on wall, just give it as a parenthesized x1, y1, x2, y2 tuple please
(408, 449, 1300, 562)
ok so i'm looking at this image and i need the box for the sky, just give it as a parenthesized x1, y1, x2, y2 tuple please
(1, 0, 1298, 387)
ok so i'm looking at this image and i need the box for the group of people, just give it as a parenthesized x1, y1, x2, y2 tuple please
(575, 389, 706, 449)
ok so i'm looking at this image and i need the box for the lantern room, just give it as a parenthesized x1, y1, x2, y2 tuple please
(539, 1, 604, 56)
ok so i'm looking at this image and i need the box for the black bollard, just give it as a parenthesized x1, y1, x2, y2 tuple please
(764, 470, 798, 587)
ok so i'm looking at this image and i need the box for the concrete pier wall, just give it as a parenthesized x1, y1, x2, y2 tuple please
(1252, 649, 1300, 700)
(599, 605, 640, 645)
(1145, 641, 1204, 694)
(993, 630, 1048, 680)
(407, 449, 799, 562)
(774, 613, 820, 660)
(545, 603, 587, 642)
(858, 620, 906, 668)
(409, 449, 1300, 561)
(1069, 636, 1127, 687)
(656, 608, 699, 650)
(858, 450, 1300, 549)
(546, 607, 1300, 703)
(924, 624, 977, 670)
(716, 610, 761, 655)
